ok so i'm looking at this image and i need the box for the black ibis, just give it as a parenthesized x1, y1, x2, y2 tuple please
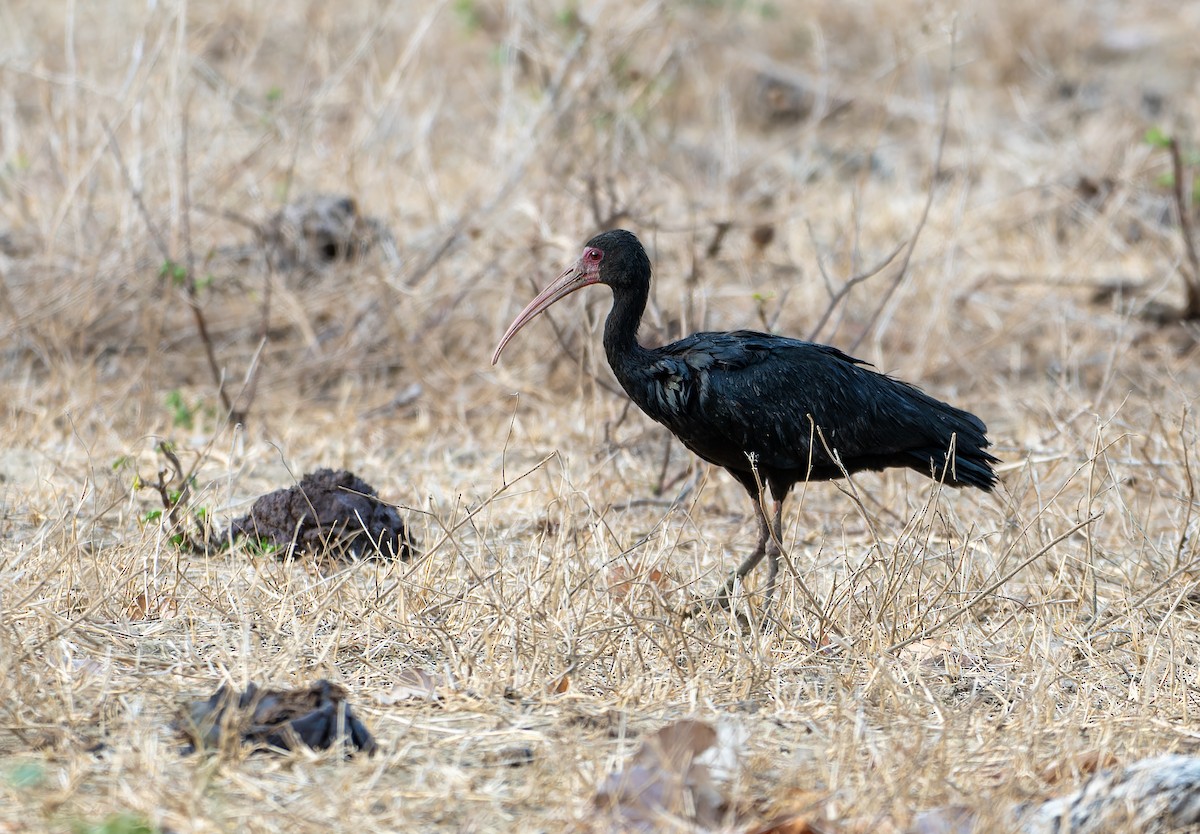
(492, 230, 998, 610)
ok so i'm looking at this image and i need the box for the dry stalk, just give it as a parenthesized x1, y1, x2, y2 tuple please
(1168, 137, 1200, 319)
(102, 118, 239, 422)
(849, 24, 958, 353)
(889, 512, 1102, 653)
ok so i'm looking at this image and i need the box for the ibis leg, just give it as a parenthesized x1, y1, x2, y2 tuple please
(761, 499, 784, 612)
(732, 499, 772, 581)
(710, 496, 785, 611)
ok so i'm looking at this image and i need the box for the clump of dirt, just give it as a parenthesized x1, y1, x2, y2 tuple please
(741, 69, 852, 128)
(178, 679, 377, 755)
(214, 193, 398, 275)
(225, 468, 415, 561)
(262, 193, 397, 271)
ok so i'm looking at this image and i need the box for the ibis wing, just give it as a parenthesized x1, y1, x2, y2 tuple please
(642, 332, 988, 479)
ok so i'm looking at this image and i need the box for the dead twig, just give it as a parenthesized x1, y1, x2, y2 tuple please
(102, 117, 239, 423)
(178, 103, 241, 423)
(1167, 137, 1200, 319)
(806, 235, 906, 341)
(890, 513, 1102, 653)
(137, 441, 213, 554)
(586, 175, 630, 230)
(848, 23, 958, 353)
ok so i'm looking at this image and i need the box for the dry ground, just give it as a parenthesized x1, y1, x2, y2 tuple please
(3, 0, 1200, 831)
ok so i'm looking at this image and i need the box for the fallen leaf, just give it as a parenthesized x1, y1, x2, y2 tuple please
(127, 591, 178, 620)
(1039, 751, 1119, 785)
(746, 813, 830, 834)
(748, 809, 899, 834)
(378, 668, 449, 704)
(748, 789, 831, 834)
(606, 560, 671, 599)
(593, 719, 728, 831)
(901, 639, 980, 668)
(644, 718, 717, 765)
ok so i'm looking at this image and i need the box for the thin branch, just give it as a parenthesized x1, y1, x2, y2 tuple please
(1168, 137, 1200, 318)
(705, 221, 731, 259)
(849, 26, 958, 353)
(889, 513, 1102, 653)
(103, 117, 237, 421)
(806, 235, 906, 341)
(406, 31, 587, 287)
(586, 174, 630, 230)
(101, 119, 169, 259)
(179, 103, 237, 421)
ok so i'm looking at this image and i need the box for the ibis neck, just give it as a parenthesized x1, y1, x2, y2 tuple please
(603, 281, 651, 377)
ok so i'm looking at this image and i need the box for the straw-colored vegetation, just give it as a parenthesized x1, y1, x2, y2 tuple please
(2, 0, 1199, 831)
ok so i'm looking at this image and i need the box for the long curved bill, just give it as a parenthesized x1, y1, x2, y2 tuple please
(491, 258, 598, 364)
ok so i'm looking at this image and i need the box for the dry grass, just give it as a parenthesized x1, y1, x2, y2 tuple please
(2, 0, 1200, 831)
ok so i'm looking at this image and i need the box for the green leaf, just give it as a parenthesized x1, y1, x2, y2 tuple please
(165, 390, 195, 430)
(248, 537, 279, 557)
(157, 259, 187, 285)
(555, 5, 580, 27)
(6, 762, 44, 788)
(72, 813, 158, 834)
(454, 0, 480, 30)
(1144, 125, 1171, 148)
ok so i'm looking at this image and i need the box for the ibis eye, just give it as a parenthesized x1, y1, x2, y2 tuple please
(587, 249, 602, 262)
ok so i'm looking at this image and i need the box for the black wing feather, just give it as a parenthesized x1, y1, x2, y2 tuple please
(627, 330, 996, 490)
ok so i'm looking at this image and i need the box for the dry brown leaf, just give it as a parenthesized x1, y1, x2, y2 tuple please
(1038, 750, 1119, 785)
(746, 813, 831, 834)
(551, 673, 570, 694)
(750, 803, 974, 834)
(605, 560, 671, 599)
(127, 591, 178, 620)
(593, 719, 727, 832)
(128, 592, 149, 620)
(897, 639, 984, 671)
(812, 633, 835, 652)
(749, 789, 832, 834)
(644, 718, 717, 764)
(747, 812, 904, 834)
(378, 668, 449, 704)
